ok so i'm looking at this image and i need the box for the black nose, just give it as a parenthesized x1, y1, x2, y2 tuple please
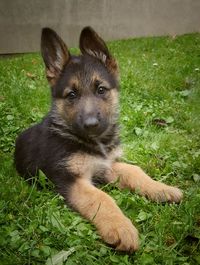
(83, 117, 99, 130)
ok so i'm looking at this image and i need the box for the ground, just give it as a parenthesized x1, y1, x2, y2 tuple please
(0, 33, 200, 265)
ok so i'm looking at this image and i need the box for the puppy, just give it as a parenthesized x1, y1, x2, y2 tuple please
(15, 27, 183, 252)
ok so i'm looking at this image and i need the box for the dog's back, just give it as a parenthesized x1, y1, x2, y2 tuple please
(15, 123, 41, 179)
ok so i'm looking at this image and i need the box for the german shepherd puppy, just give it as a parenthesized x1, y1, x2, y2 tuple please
(15, 27, 183, 252)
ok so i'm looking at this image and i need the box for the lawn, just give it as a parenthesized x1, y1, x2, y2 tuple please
(0, 33, 200, 265)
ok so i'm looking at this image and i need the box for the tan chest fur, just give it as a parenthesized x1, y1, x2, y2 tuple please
(67, 147, 122, 180)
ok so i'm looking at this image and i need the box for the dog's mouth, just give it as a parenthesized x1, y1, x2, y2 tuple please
(73, 122, 108, 140)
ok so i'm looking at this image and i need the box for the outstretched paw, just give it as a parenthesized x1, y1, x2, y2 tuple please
(143, 181, 183, 203)
(98, 215, 139, 252)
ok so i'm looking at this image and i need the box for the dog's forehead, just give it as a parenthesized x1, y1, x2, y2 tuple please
(66, 55, 114, 85)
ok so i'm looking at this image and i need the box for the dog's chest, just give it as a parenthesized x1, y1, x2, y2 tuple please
(67, 146, 122, 180)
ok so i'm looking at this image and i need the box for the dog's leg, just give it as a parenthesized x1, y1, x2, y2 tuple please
(68, 178, 139, 252)
(107, 162, 183, 203)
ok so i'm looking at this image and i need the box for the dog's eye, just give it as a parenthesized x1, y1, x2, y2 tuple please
(67, 91, 77, 100)
(97, 86, 106, 95)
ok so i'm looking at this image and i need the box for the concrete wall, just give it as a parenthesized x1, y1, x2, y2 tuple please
(0, 0, 200, 54)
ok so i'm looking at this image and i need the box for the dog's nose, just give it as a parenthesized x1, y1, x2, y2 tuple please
(83, 117, 99, 130)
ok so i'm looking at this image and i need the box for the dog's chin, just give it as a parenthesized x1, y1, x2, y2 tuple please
(81, 129, 107, 141)
(74, 125, 109, 142)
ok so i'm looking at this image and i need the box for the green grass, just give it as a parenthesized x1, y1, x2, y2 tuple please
(0, 33, 200, 265)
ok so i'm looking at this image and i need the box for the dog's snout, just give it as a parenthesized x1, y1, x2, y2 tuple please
(83, 117, 99, 129)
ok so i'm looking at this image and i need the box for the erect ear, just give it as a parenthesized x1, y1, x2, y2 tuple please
(79, 27, 118, 76)
(41, 28, 70, 86)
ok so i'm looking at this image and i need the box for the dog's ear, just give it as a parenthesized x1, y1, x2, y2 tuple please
(79, 27, 118, 76)
(41, 28, 70, 86)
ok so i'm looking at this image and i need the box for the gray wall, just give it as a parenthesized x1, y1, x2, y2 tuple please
(0, 0, 200, 54)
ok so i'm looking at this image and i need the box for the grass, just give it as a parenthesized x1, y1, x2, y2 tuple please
(0, 33, 200, 265)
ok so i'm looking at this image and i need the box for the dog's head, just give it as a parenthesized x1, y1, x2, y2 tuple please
(41, 27, 119, 140)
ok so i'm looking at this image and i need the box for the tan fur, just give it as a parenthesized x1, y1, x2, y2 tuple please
(55, 99, 67, 120)
(83, 98, 96, 115)
(65, 149, 182, 252)
(46, 68, 58, 86)
(108, 146, 123, 161)
(63, 77, 80, 97)
(67, 147, 122, 179)
(91, 72, 111, 87)
(110, 162, 183, 203)
(106, 58, 119, 79)
(98, 89, 119, 125)
(69, 178, 139, 252)
(108, 89, 119, 112)
(66, 151, 140, 252)
(67, 152, 111, 179)
(55, 98, 77, 124)
(55, 99, 64, 113)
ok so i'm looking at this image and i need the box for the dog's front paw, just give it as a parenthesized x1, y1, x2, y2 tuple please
(144, 181, 183, 203)
(98, 215, 139, 252)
